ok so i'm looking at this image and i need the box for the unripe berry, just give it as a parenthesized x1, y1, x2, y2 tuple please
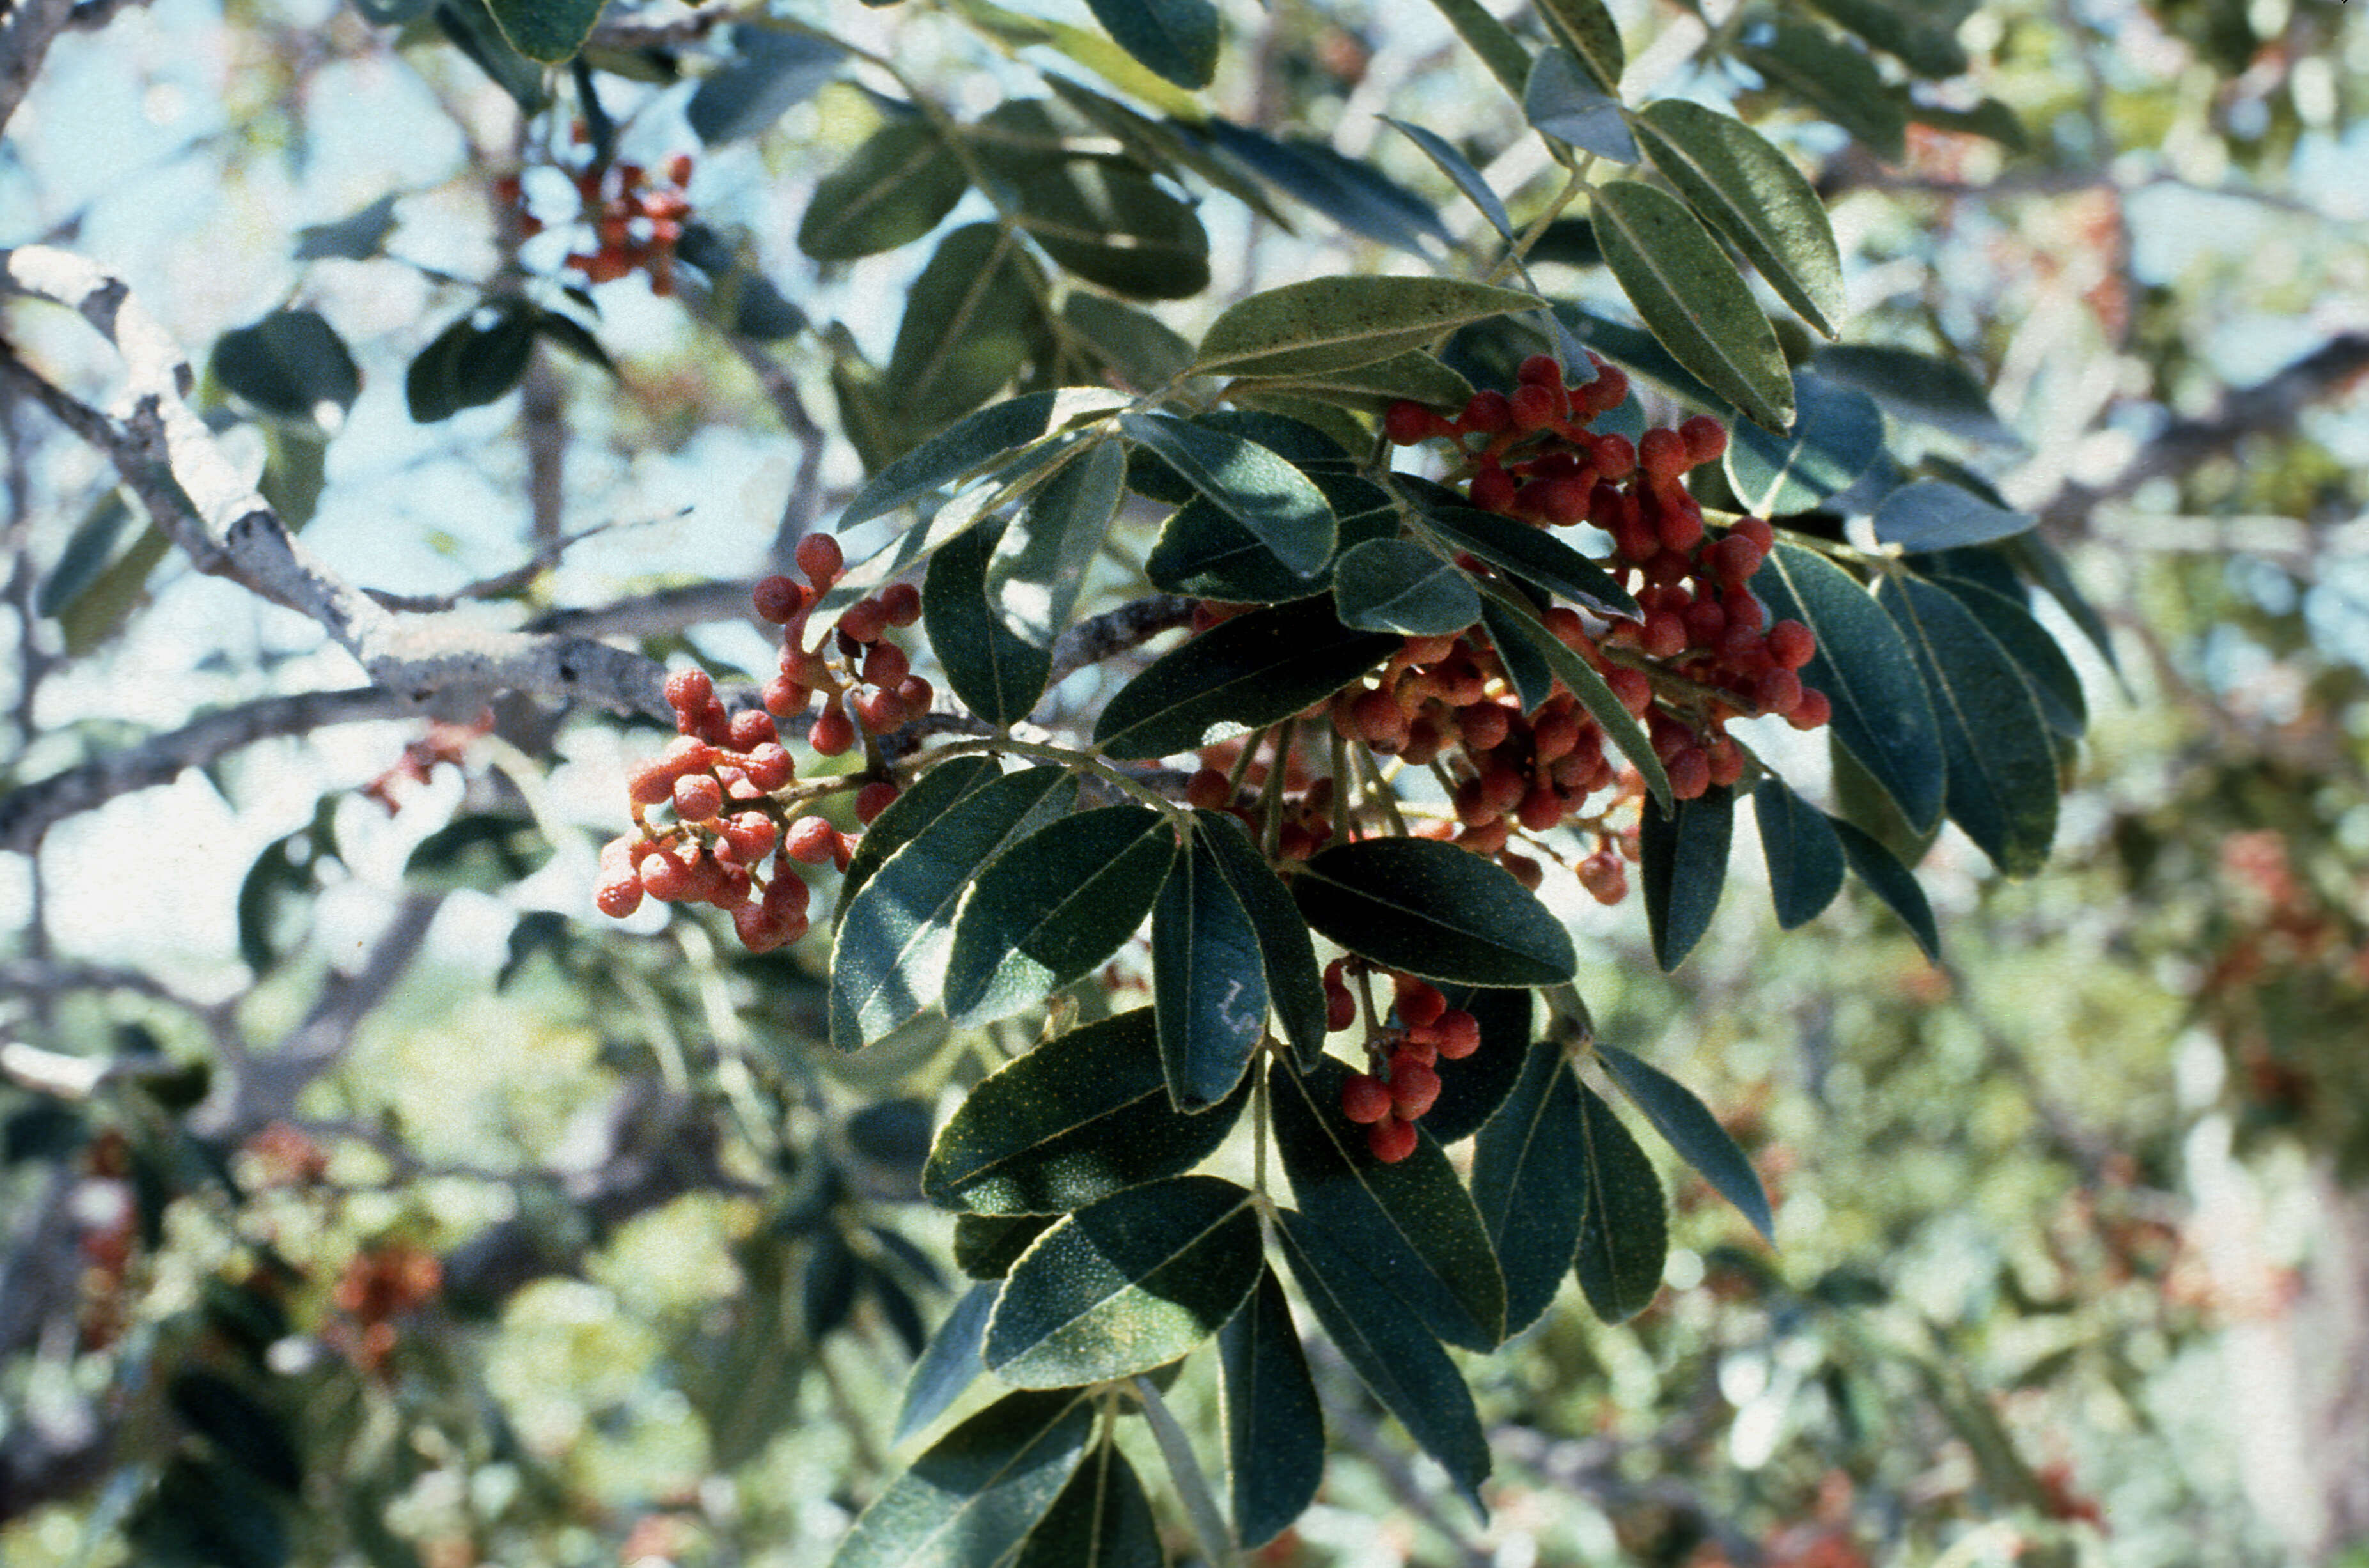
(879, 582, 923, 627)
(744, 742, 794, 791)
(1436, 1009, 1481, 1059)
(673, 773, 723, 822)
(795, 533, 843, 586)
(1395, 977, 1447, 1028)
(730, 709, 778, 750)
(856, 780, 900, 823)
(753, 575, 804, 623)
(1767, 619, 1816, 670)
(786, 816, 837, 865)
(664, 667, 714, 716)
(1341, 1073, 1393, 1124)
(1366, 1114, 1419, 1164)
(809, 705, 857, 756)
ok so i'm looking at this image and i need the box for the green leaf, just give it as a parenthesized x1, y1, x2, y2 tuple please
(1148, 474, 1396, 604)
(1331, 539, 1482, 637)
(887, 224, 1053, 426)
(799, 118, 969, 261)
(837, 756, 1003, 927)
(1119, 413, 1336, 578)
(1572, 1084, 1666, 1324)
(1268, 1057, 1507, 1349)
(944, 807, 1180, 1025)
(1060, 294, 1196, 390)
(1872, 479, 2036, 551)
(827, 1390, 1095, 1568)
(1271, 1207, 1491, 1516)
(831, 767, 1078, 1050)
(485, 0, 603, 62)
(687, 28, 841, 144)
(1598, 1045, 1773, 1241)
(1218, 1268, 1324, 1548)
(2002, 531, 2121, 678)
(1418, 984, 1533, 1142)
(1875, 575, 2058, 876)
(957, 1213, 1057, 1279)
(1093, 598, 1398, 759)
(926, 518, 1054, 727)
(1752, 775, 1845, 928)
(1907, 95, 2027, 149)
(804, 1230, 861, 1339)
(1040, 73, 1293, 223)
(895, 1284, 997, 1443)
(1814, 344, 2019, 446)
(1480, 596, 1556, 717)
(1926, 575, 2085, 738)
(923, 1008, 1248, 1213)
(37, 493, 133, 621)
(1292, 835, 1576, 988)
(1638, 784, 1733, 971)
(1535, 0, 1626, 93)
(1748, 539, 1944, 831)
(1200, 122, 1449, 258)
(1524, 49, 1636, 163)
(1721, 371, 1884, 515)
(432, 0, 549, 111)
(1405, 485, 1639, 617)
(1471, 580, 1672, 808)
(1419, 0, 1532, 101)
(987, 439, 1125, 649)
(292, 194, 398, 261)
(1201, 810, 1328, 1064)
(1012, 1440, 1163, 1568)
(1015, 161, 1211, 300)
(1733, 15, 1907, 163)
(1590, 180, 1794, 432)
(1473, 1037, 1586, 1335)
(169, 1370, 301, 1493)
(1632, 100, 1845, 339)
(1831, 814, 1941, 959)
(1801, 0, 1968, 78)
(1384, 118, 1515, 238)
(1081, 0, 1217, 88)
(837, 389, 1124, 533)
(405, 300, 534, 423)
(1192, 276, 1540, 378)
(1558, 301, 1729, 414)
(1233, 349, 1476, 414)
(1155, 828, 1275, 1110)
(986, 1176, 1261, 1386)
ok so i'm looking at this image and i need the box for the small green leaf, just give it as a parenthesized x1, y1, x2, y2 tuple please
(1524, 49, 1637, 163)
(1093, 598, 1399, 759)
(1012, 1440, 1163, 1568)
(405, 300, 534, 423)
(1272, 1207, 1491, 1517)
(1473, 1037, 1586, 1334)
(1060, 294, 1195, 389)
(1081, 0, 1218, 89)
(1872, 480, 2036, 551)
(894, 1284, 997, 1443)
(1590, 180, 1794, 431)
(1733, 16, 1907, 162)
(1291, 835, 1576, 988)
(1015, 160, 1211, 300)
(1598, 1045, 1774, 1241)
(1119, 413, 1336, 578)
(1632, 100, 1845, 338)
(1572, 1084, 1666, 1324)
(1197, 810, 1329, 1064)
(1192, 276, 1540, 378)
(1219, 1269, 1324, 1548)
(836, 388, 1125, 533)
(923, 1008, 1249, 1213)
(1815, 344, 2019, 446)
(1535, 0, 1625, 93)
(1331, 539, 1482, 637)
(926, 518, 1054, 727)
(1419, 0, 1532, 101)
(827, 1390, 1095, 1568)
(1269, 1058, 1507, 1351)
(1831, 814, 1941, 959)
(1148, 474, 1396, 604)
(1155, 828, 1274, 1111)
(1384, 118, 1515, 238)
(986, 1176, 1261, 1386)
(1639, 784, 1732, 971)
(799, 118, 969, 260)
(988, 439, 1126, 649)
(957, 1213, 1057, 1279)
(1472, 581, 1671, 808)
(836, 755, 1002, 927)
(1907, 95, 2026, 149)
(2003, 531, 2121, 678)
(687, 28, 841, 144)
(1927, 575, 2086, 738)
(1721, 371, 1884, 515)
(944, 807, 1180, 1025)
(1753, 775, 1845, 928)
(37, 493, 133, 621)
(292, 194, 398, 261)
(1749, 539, 1944, 831)
(831, 767, 1078, 1050)
(485, 0, 604, 63)
(1406, 485, 1639, 617)
(1418, 985, 1533, 1143)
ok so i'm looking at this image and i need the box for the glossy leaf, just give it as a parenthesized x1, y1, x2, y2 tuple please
(1012, 1440, 1163, 1568)
(1418, 984, 1533, 1142)
(985, 1176, 1262, 1386)
(1928, 576, 2086, 738)
(1120, 413, 1336, 577)
(1473, 1037, 1586, 1334)
(1268, 1057, 1507, 1350)
(1016, 161, 1211, 300)
(486, 0, 602, 63)
(988, 439, 1125, 649)
(1639, 784, 1733, 972)
(1420, 0, 1531, 99)
(1219, 1268, 1324, 1548)
(837, 756, 1003, 927)
(1599, 1044, 1774, 1240)
(1590, 180, 1793, 432)
(1473, 581, 1672, 807)
(1525, 48, 1636, 162)
(1733, 16, 1907, 163)
(1876, 575, 2058, 876)
(799, 119, 969, 260)
(1272, 1207, 1491, 1516)
(687, 28, 841, 143)
(1536, 0, 1626, 93)
(1331, 539, 1482, 637)
(1093, 597, 1398, 759)
(1148, 474, 1396, 604)
(1749, 539, 1944, 831)
(1155, 828, 1272, 1110)
(1192, 276, 1539, 378)
(1572, 1084, 1666, 1324)
(406, 300, 534, 422)
(943, 806, 1180, 1025)
(1802, 0, 1968, 78)
(827, 1390, 1095, 1568)
(830, 767, 1077, 1050)
(293, 194, 398, 261)
(1385, 117, 1515, 238)
(1753, 775, 1845, 928)
(926, 518, 1053, 726)
(957, 1213, 1057, 1280)
(1814, 344, 2019, 446)
(1292, 835, 1576, 988)
(837, 388, 1125, 532)
(924, 1008, 1246, 1213)
(1721, 371, 1883, 515)
(1632, 100, 1845, 338)
(1831, 814, 1941, 959)
(1872, 480, 2037, 551)
(896, 1285, 996, 1443)
(1407, 486, 1639, 617)
(1082, 0, 1217, 88)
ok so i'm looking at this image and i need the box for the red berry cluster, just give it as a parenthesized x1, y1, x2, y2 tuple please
(755, 533, 933, 752)
(497, 149, 695, 294)
(1327, 962, 1483, 1162)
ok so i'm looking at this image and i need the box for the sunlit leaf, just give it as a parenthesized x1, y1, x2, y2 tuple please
(798, 118, 969, 260)
(1590, 180, 1793, 431)
(1081, 0, 1218, 88)
(1535, 0, 1625, 93)
(1632, 100, 1845, 338)
(1525, 49, 1637, 163)
(1872, 480, 2036, 551)
(486, 0, 603, 63)
(1192, 276, 1539, 378)
(1721, 371, 1883, 515)
(827, 1390, 1095, 1568)
(1291, 835, 1577, 988)
(943, 806, 1180, 1024)
(1120, 412, 1336, 577)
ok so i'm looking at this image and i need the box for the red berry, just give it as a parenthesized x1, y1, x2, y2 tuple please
(786, 816, 837, 865)
(1577, 850, 1627, 905)
(1462, 389, 1513, 434)
(795, 533, 843, 586)
(666, 152, 694, 186)
(594, 875, 644, 918)
(1668, 747, 1712, 800)
(1767, 619, 1816, 670)
(879, 582, 923, 627)
(809, 706, 857, 756)
(627, 761, 674, 808)
(1185, 768, 1232, 811)
(856, 688, 908, 734)
(1517, 786, 1566, 834)
(762, 675, 810, 718)
(856, 780, 900, 824)
(1395, 977, 1447, 1028)
(1436, 1010, 1481, 1059)
(1643, 610, 1689, 659)
(1789, 687, 1833, 730)
(729, 709, 778, 750)
(1710, 533, 1764, 584)
(764, 867, 811, 917)
(672, 773, 723, 822)
(1753, 667, 1804, 717)
(1469, 467, 1517, 514)
(639, 847, 693, 901)
(1592, 434, 1636, 482)
(1516, 353, 1563, 387)
(1606, 666, 1653, 717)
(753, 575, 804, 623)
(1384, 400, 1438, 445)
(895, 674, 934, 713)
(1510, 383, 1558, 431)
(1366, 1114, 1419, 1163)
(1341, 1073, 1393, 1124)
(664, 667, 714, 716)
(863, 640, 910, 688)
(744, 742, 794, 791)
(1639, 426, 1688, 483)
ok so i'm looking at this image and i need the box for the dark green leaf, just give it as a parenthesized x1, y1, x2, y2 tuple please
(1016, 161, 1210, 300)
(1200, 121, 1448, 257)
(1418, 985, 1533, 1142)
(1406, 486, 1639, 617)
(1473, 1038, 1586, 1334)
(1872, 479, 2036, 551)
(687, 28, 841, 143)
(1480, 596, 1556, 717)
(868, 1266, 930, 1358)
(1753, 775, 1845, 928)
(1419, 0, 1533, 101)
(169, 1371, 301, 1493)
(957, 1213, 1058, 1280)
(1155, 829, 1274, 1110)
(212, 309, 361, 424)
(831, 767, 1077, 1050)
(1801, 0, 1967, 78)
(405, 300, 535, 423)
(926, 519, 1054, 727)
(1472, 581, 1672, 807)
(1632, 100, 1845, 338)
(1875, 575, 2058, 876)
(923, 1007, 1247, 1213)
(1271, 1207, 1491, 1516)
(1639, 784, 1733, 971)
(353, 0, 430, 22)
(1831, 814, 1941, 959)
(531, 309, 614, 373)
(1192, 276, 1540, 378)
(1013, 1440, 1163, 1568)
(1524, 49, 1637, 163)
(675, 222, 809, 339)
(2003, 531, 2122, 678)
(1233, 350, 1476, 416)
(1535, 0, 1626, 93)
(836, 389, 1123, 532)
(1557, 302, 1729, 414)
(827, 1390, 1095, 1568)
(837, 754, 1001, 926)
(1813, 344, 2019, 446)
(292, 194, 398, 260)
(1093, 598, 1398, 759)
(1083, 0, 1217, 88)
(1292, 835, 1575, 988)
(1927, 576, 2085, 738)
(1598, 1045, 1773, 1240)
(403, 812, 548, 889)
(1749, 539, 1944, 830)
(1722, 371, 1884, 515)
(432, 0, 547, 111)
(887, 224, 1052, 426)
(944, 807, 1180, 1025)
(1590, 180, 1793, 431)
(986, 1175, 1261, 1385)
(1061, 294, 1195, 389)
(485, 0, 602, 62)
(1198, 809, 1328, 1065)
(1119, 412, 1336, 578)
(1907, 95, 2027, 149)
(987, 439, 1125, 649)
(1733, 16, 1907, 162)
(1269, 1057, 1506, 1350)
(1572, 1084, 1666, 1324)
(1147, 474, 1395, 604)
(1331, 539, 1482, 637)
(1218, 1268, 1323, 1548)
(799, 119, 969, 260)
(895, 1283, 997, 1442)
(804, 1230, 861, 1339)
(127, 1455, 289, 1568)
(1384, 118, 1514, 238)
(36, 493, 132, 620)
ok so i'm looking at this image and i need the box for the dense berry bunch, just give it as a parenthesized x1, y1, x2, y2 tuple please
(1325, 960, 1484, 1162)
(498, 148, 696, 294)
